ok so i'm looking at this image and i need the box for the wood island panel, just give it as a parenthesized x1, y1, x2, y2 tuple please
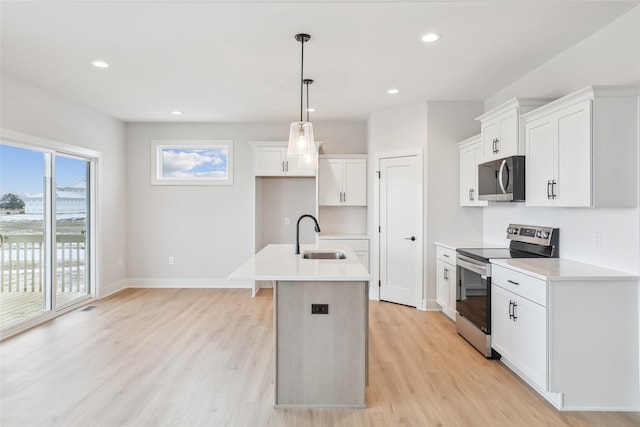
(274, 280, 367, 407)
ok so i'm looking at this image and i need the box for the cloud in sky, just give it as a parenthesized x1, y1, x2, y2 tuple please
(161, 148, 227, 178)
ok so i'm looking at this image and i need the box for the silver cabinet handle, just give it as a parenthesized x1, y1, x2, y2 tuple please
(444, 268, 449, 280)
(547, 180, 552, 199)
(285, 161, 289, 172)
(507, 279, 520, 285)
(551, 180, 557, 199)
(512, 301, 518, 321)
(469, 188, 474, 201)
(509, 300, 514, 320)
(282, 161, 285, 173)
(343, 192, 346, 203)
(404, 236, 416, 241)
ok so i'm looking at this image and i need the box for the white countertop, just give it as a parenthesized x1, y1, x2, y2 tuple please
(229, 243, 371, 281)
(492, 258, 639, 281)
(434, 241, 504, 251)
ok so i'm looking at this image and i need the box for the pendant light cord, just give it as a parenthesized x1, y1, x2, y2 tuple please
(300, 38, 304, 122)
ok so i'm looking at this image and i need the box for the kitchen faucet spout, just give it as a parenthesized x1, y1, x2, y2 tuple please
(296, 214, 321, 255)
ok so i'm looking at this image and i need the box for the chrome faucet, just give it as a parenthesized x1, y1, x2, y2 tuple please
(296, 214, 321, 255)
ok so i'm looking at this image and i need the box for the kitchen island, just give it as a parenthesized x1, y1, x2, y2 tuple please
(229, 243, 370, 407)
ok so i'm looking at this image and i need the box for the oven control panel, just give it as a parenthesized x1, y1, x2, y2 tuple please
(506, 224, 556, 245)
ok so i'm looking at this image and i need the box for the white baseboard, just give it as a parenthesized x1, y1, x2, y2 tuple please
(99, 278, 128, 299)
(127, 278, 253, 289)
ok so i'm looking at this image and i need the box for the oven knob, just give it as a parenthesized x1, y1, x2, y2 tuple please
(535, 231, 542, 238)
(540, 231, 549, 238)
(507, 227, 513, 234)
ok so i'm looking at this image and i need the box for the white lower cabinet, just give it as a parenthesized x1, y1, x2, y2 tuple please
(436, 244, 457, 321)
(491, 261, 640, 411)
(491, 283, 546, 390)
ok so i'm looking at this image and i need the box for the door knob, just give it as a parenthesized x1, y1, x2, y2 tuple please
(404, 236, 416, 241)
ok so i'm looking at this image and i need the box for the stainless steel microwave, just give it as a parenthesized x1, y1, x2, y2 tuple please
(478, 155, 525, 202)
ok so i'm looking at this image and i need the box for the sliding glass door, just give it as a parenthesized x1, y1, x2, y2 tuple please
(0, 145, 49, 329)
(55, 154, 91, 309)
(0, 142, 95, 332)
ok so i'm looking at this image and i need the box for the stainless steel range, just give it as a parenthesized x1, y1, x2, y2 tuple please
(455, 224, 559, 357)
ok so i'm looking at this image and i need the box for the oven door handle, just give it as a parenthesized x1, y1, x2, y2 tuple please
(456, 256, 487, 276)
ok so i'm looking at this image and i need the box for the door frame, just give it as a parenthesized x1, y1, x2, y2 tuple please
(372, 148, 424, 309)
(0, 128, 100, 340)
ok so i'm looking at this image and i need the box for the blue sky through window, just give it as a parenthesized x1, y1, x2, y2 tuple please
(1, 144, 87, 195)
(161, 147, 228, 179)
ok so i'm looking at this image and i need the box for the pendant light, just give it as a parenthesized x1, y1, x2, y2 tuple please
(298, 78, 318, 169)
(287, 33, 314, 159)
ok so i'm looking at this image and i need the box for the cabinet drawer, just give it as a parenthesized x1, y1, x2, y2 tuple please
(436, 246, 456, 264)
(492, 265, 547, 306)
(319, 238, 369, 252)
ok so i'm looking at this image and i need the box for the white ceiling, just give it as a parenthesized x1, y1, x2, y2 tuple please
(1, 1, 638, 123)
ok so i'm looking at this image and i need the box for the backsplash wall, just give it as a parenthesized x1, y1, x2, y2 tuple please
(483, 204, 639, 274)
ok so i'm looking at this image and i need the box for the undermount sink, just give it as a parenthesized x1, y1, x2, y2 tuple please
(302, 250, 347, 260)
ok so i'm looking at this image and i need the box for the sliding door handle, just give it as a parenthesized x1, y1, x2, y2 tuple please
(404, 236, 416, 241)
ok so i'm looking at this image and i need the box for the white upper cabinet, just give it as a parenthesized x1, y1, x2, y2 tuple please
(250, 141, 321, 177)
(524, 86, 639, 208)
(457, 134, 487, 207)
(476, 98, 548, 163)
(318, 156, 367, 206)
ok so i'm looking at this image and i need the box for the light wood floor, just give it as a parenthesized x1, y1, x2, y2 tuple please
(1, 288, 638, 427)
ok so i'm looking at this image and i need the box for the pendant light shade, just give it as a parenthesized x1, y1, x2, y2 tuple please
(287, 33, 315, 161)
(287, 120, 314, 157)
(297, 78, 318, 168)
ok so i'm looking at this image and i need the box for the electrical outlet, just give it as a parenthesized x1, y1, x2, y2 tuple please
(169, 256, 175, 265)
(311, 304, 329, 314)
(284, 217, 290, 226)
(594, 232, 603, 248)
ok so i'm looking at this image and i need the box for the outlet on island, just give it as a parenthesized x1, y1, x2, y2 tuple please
(311, 304, 329, 314)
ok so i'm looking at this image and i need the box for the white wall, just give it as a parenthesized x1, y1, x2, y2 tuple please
(367, 101, 484, 308)
(125, 121, 366, 287)
(482, 6, 640, 274)
(0, 71, 128, 295)
(485, 6, 640, 110)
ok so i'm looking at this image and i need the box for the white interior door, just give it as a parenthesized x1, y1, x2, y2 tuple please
(379, 155, 421, 307)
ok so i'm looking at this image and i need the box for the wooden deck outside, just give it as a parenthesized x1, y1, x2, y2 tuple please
(0, 291, 86, 329)
(1, 233, 87, 329)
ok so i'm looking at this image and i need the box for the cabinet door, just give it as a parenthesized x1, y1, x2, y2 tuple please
(318, 159, 343, 205)
(515, 296, 547, 390)
(482, 119, 500, 161)
(436, 261, 449, 310)
(525, 115, 555, 207)
(343, 159, 367, 206)
(355, 251, 369, 271)
(460, 146, 477, 206)
(254, 146, 285, 176)
(496, 109, 518, 158)
(491, 285, 516, 361)
(285, 154, 316, 177)
(555, 100, 592, 207)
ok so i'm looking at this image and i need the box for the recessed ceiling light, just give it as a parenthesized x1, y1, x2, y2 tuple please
(387, 89, 400, 95)
(91, 60, 109, 68)
(421, 33, 442, 43)
(171, 111, 183, 115)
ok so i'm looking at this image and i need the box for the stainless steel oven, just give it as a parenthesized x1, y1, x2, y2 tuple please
(455, 224, 559, 358)
(456, 255, 492, 357)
